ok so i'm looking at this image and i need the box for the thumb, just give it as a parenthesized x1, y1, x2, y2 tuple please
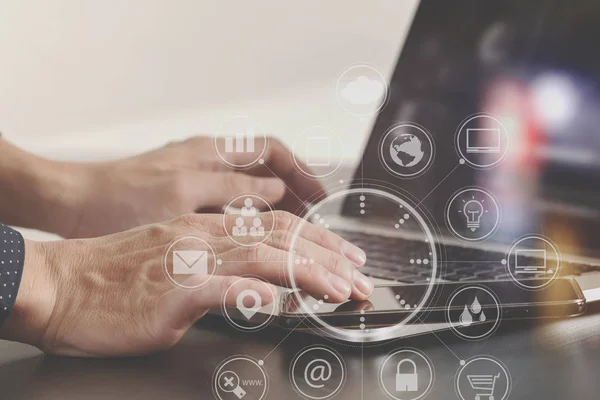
(160, 275, 277, 331)
(193, 172, 286, 209)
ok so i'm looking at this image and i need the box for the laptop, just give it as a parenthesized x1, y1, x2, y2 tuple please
(217, 0, 600, 337)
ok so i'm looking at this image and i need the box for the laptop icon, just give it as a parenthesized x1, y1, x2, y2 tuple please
(466, 128, 501, 153)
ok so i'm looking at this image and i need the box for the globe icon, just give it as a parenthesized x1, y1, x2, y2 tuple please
(389, 134, 425, 167)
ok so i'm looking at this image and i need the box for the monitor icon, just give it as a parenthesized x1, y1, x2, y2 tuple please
(466, 128, 501, 153)
(514, 249, 547, 274)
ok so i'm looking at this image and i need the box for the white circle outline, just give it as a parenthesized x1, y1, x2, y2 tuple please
(221, 277, 278, 332)
(455, 356, 511, 400)
(290, 345, 346, 400)
(162, 236, 217, 290)
(445, 187, 501, 242)
(213, 115, 268, 168)
(506, 235, 561, 290)
(379, 123, 436, 179)
(378, 348, 434, 400)
(213, 356, 268, 400)
(446, 285, 502, 341)
(223, 193, 275, 247)
(217, 370, 241, 393)
(335, 64, 389, 117)
(287, 188, 438, 342)
(291, 126, 345, 179)
(455, 113, 509, 169)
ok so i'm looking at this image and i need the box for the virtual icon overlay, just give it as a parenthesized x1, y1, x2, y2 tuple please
(336, 64, 389, 117)
(286, 186, 439, 343)
(223, 194, 274, 247)
(222, 277, 277, 332)
(455, 356, 511, 400)
(213, 356, 268, 400)
(290, 346, 346, 400)
(163, 236, 217, 290)
(379, 123, 435, 179)
(446, 188, 501, 242)
(379, 348, 434, 400)
(292, 126, 345, 179)
(455, 114, 509, 169)
(446, 285, 502, 341)
(505, 235, 561, 290)
(214, 115, 268, 168)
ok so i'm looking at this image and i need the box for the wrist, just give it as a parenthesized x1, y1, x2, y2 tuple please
(0, 139, 88, 236)
(0, 240, 58, 348)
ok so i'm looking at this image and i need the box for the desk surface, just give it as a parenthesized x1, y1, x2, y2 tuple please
(2, 309, 599, 400)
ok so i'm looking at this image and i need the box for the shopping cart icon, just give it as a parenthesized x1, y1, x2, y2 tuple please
(466, 373, 501, 400)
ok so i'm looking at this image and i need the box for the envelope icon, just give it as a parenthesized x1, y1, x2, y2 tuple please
(173, 250, 208, 275)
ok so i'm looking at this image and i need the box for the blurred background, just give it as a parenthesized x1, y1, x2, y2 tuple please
(0, 0, 418, 161)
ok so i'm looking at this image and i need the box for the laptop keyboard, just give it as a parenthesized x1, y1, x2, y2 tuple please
(335, 230, 600, 283)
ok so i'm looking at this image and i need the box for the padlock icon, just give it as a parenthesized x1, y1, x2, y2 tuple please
(396, 358, 418, 392)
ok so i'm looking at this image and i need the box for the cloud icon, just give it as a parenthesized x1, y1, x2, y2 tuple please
(340, 76, 385, 105)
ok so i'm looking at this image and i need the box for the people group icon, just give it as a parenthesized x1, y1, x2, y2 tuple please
(240, 198, 257, 217)
(232, 217, 265, 238)
(232, 198, 265, 238)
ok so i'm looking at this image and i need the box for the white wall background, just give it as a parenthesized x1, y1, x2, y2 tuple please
(0, 0, 418, 161)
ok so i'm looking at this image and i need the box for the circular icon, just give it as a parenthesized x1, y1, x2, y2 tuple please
(446, 285, 501, 341)
(505, 235, 560, 290)
(336, 64, 389, 117)
(456, 356, 511, 400)
(163, 236, 217, 290)
(222, 277, 277, 332)
(292, 126, 345, 179)
(213, 356, 268, 400)
(290, 346, 346, 400)
(455, 113, 509, 169)
(214, 115, 268, 168)
(379, 123, 435, 179)
(287, 186, 439, 343)
(223, 194, 274, 247)
(445, 187, 501, 242)
(379, 348, 434, 400)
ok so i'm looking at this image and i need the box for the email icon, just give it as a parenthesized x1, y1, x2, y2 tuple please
(173, 250, 208, 275)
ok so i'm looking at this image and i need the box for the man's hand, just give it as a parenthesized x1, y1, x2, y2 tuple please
(2, 212, 371, 357)
(0, 137, 325, 238)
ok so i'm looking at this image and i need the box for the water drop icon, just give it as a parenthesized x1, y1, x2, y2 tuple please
(470, 296, 482, 314)
(459, 305, 473, 327)
(479, 310, 487, 322)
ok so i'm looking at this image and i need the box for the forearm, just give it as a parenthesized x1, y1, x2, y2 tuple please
(0, 138, 78, 233)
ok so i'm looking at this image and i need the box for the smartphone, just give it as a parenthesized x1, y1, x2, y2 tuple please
(279, 278, 586, 329)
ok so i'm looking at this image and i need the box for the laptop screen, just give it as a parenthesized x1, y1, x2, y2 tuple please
(344, 0, 600, 256)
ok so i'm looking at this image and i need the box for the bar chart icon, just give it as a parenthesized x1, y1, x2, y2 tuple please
(225, 126, 255, 153)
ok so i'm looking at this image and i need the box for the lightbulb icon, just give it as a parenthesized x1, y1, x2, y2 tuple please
(462, 198, 485, 232)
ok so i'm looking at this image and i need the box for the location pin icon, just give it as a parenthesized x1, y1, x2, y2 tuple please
(236, 289, 262, 320)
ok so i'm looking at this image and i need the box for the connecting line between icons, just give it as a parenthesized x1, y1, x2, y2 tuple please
(415, 315, 463, 362)
(360, 343, 364, 400)
(262, 164, 305, 205)
(261, 316, 308, 362)
(415, 162, 461, 208)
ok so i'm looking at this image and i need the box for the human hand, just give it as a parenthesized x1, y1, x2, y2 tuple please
(3, 212, 370, 357)
(48, 136, 325, 238)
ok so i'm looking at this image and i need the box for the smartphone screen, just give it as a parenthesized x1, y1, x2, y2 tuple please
(280, 279, 585, 328)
